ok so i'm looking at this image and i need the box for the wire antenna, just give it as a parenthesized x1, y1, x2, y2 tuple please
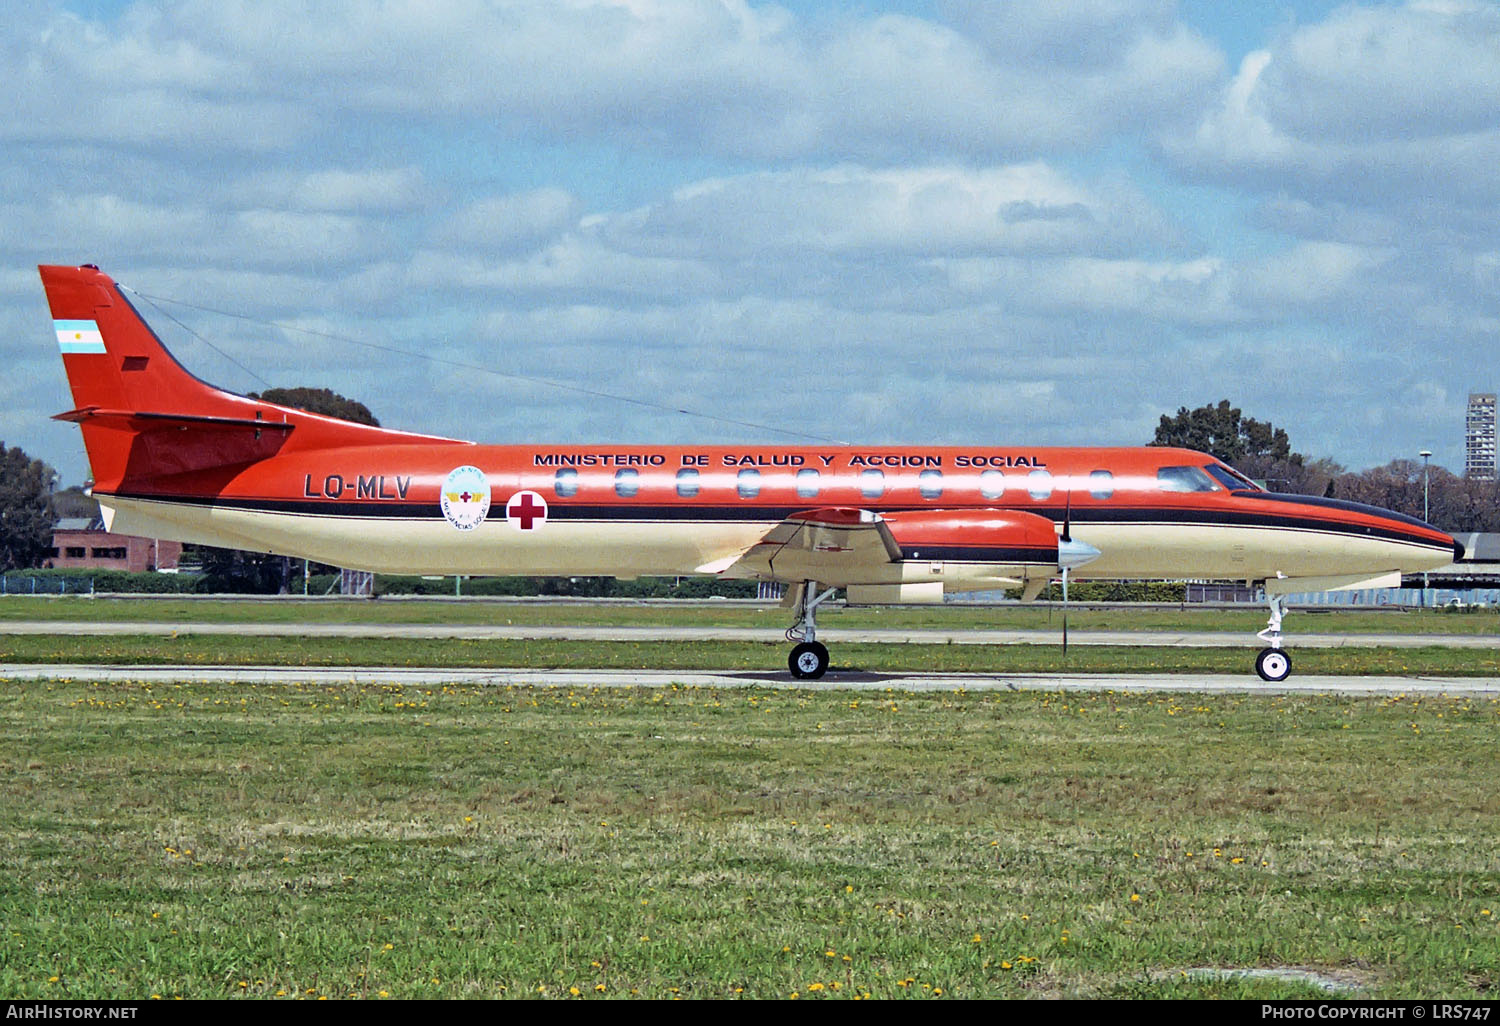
(126, 287, 851, 446)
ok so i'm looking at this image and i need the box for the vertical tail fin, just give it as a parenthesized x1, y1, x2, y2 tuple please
(41, 264, 461, 494)
(42, 264, 242, 421)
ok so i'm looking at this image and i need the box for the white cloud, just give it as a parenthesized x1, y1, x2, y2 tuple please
(234, 168, 429, 213)
(430, 189, 581, 254)
(1168, 2, 1500, 206)
(4, 0, 1221, 161)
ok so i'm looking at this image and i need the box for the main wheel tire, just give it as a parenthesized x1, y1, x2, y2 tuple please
(789, 641, 830, 680)
(1255, 647, 1292, 683)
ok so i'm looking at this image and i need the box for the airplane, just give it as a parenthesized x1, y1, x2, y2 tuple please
(41, 263, 1463, 682)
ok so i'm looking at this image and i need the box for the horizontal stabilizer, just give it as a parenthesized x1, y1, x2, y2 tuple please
(54, 406, 296, 434)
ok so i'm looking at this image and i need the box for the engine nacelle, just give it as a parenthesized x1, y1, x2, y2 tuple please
(880, 508, 1064, 564)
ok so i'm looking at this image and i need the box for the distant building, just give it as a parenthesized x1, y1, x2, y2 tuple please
(1465, 393, 1496, 481)
(47, 517, 182, 573)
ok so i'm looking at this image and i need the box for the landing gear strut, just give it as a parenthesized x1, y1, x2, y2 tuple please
(1254, 591, 1292, 682)
(787, 581, 836, 679)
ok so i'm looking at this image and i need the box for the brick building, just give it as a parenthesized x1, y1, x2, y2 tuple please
(47, 517, 182, 573)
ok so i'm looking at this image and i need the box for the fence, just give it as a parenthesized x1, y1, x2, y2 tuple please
(1, 576, 96, 595)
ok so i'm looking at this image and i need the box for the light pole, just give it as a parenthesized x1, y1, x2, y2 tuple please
(1419, 450, 1432, 607)
(1419, 450, 1432, 523)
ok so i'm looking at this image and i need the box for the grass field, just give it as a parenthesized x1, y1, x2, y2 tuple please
(3, 633, 1499, 676)
(2, 678, 1496, 1000)
(2, 594, 1499, 634)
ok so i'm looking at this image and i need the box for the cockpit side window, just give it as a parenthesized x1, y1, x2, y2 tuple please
(1156, 465, 1218, 493)
(1204, 462, 1264, 492)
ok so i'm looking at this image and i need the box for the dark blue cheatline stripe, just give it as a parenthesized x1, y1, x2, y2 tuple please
(897, 545, 1056, 564)
(103, 492, 1451, 552)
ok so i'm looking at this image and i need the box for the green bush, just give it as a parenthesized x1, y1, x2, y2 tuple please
(1030, 580, 1188, 603)
(372, 575, 759, 599)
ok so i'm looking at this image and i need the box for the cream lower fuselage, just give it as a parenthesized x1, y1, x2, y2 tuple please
(98, 489, 1452, 593)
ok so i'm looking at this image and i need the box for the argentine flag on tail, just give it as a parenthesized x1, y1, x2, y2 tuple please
(55, 319, 105, 354)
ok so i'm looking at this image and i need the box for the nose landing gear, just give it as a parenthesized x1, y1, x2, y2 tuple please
(1254, 591, 1292, 682)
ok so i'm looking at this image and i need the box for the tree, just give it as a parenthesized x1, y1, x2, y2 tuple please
(1151, 400, 1326, 492)
(51, 485, 100, 521)
(1152, 400, 1299, 463)
(249, 387, 379, 426)
(0, 444, 57, 570)
(1332, 460, 1500, 532)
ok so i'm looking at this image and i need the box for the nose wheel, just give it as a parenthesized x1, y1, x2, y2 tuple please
(1254, 647, 1292, 682)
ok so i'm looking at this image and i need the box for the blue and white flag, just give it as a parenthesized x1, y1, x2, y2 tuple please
(55, 319, 105, 354)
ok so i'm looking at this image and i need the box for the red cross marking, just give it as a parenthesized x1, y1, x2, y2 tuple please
(507, 492, 546, 530)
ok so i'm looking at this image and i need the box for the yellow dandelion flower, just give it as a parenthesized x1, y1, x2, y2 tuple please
(1130, 894, 1140, 902)
(808, 983, 824, 992)
(570, 986, 580, 996)
(595, 984, 606, 993)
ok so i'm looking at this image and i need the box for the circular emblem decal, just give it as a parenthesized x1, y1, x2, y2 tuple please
(440, 465, 491, 531)
(505, 490, 548, 532)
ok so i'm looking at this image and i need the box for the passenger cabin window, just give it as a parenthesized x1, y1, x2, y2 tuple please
(614, 468, 639, 498)
(979, 469, 1005, 500)
(918, 469, 943, 499)
(1156, 465, 1217, 493)
(1088, 470, 1114, 500)
(1027, 469, 1053, 500)
(554, 468, 579, 498)
(737, 468, 761, 499)
(860, 469, 885, 499)
(796, 468, 820, 498)
(675, 468, 700, 498)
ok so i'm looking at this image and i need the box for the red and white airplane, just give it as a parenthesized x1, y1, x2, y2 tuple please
(42, 264, 1462, 681)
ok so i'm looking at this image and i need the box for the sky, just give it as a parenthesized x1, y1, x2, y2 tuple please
(3, 0, 1498, 487)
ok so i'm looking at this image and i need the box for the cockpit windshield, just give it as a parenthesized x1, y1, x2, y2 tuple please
(1203, 462, 1264, 492)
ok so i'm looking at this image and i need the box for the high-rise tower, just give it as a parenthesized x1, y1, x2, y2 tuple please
(1466, 393, 1496, 481)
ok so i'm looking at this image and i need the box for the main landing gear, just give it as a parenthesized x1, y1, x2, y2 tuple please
(1254, 592, 1292, 682)
(787, 581, 837, 679)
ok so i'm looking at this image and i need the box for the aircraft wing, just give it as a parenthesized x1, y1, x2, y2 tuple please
(703, 507, 900, 582)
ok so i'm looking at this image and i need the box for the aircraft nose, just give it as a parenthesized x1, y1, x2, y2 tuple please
(1059, 537, 1101, 570)
(1453, 536, 1467, 562)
